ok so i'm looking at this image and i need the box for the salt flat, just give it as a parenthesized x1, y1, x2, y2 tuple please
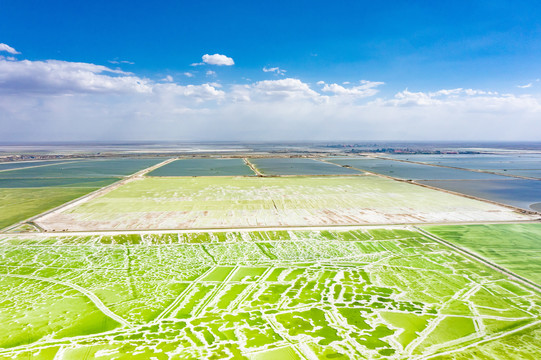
(35, 176, 534, 231)
(1, 227, 539, 359)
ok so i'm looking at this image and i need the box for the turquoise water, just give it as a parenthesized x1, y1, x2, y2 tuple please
(0, 178, 118, 188)
(0, 160, 74, 171)
(250, 158, 363, 175)
(148, 158, 255, 176)
(0, 158, 163, 179)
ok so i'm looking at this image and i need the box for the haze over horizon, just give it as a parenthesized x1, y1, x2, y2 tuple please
(2, 0, 541, 142)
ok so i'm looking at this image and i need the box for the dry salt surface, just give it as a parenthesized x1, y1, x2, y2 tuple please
(35, 176, 535, 231)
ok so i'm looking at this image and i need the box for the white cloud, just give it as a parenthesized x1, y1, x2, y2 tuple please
(517, 83, 533, 88)
(231, 78, 321, 102)
(153, 82, 225, 102)
(206, 70, 216, 76)
(463, 89, 497, 96)
(382, 88, 501, 107)
(0, 58, 152, 94)
(108, 59, 134, 65)
(1, 55, 541, 143)
(162, 75, 174, 82)
(0, 43, 20, 55)
(316, 81, 325, 85)
(0, 58, 227, 102)
(202, 54, 234, 66)
(263, 66, 286, 75)
(183, 72, 194, 77)
(321, 80, 384, 98)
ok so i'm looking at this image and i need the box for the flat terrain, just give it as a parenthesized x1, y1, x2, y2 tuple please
(0, 227, 539, 359)
(325, 158, 510, 180)
(0, 158, 164, 179)
(493, 169, 541, 179)
(251, 158, 364, 175)
(325, 155, 541, 211)
(387, 154, 541, 171)
(0, 158, 164, 230)
(35, 176, 534, 231)
(0, 160, 74, 172)
(0, 177, 118, 188)
(423, 223, 541, 285)
(2, 154, 541, 359)
(0, 188, 106, 229)
(418, 179, 541, 211)
(148, 158, 255, 176)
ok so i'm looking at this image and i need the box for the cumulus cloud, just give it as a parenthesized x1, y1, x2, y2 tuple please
(202, 53, 234, 66)
(5, 84, 538, 142)
(206, 70, 216, 76)
(321, 80, 384, 98)
(0, 58, 153, 95)
(183, 72, 194, 77)
(517, 83, 533, 88)
(153, 82, 225, 102)
(0, 58, 227, 103)
(381, 88, 501, 107)
(1, 55, 541, 142)
(162, 75, 174, 82)
(263, 66, 286, 75)
(0, 43, 20, 54)
(231, 78, 321, 102)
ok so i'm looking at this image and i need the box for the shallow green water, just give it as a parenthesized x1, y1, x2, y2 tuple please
(0, 160, 75, 171)
(0, 158, 163, 179)
(1, 228, 539, 358)
(250, 158, 363, 175)
(423, 223, 541, 285)
(148, 158, 255, 176)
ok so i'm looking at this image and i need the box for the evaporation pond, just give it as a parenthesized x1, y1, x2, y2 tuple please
(0, 158, 164, 179)
(0, 160, 75, 172)
(423, 223, 541, 285)
(387, 154, 541, 170)
(325, 158, 508, 180)
(418, 179, 541, 211)
(148, 158, 255, 176)
(250, 158, 363, 175)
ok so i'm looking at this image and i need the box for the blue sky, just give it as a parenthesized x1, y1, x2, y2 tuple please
(1, 0, 541, 141)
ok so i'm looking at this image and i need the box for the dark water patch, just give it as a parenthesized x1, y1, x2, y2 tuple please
(387, 154, 541, 170)
(148, 158, 255, 176)
(251, 158, 363, 175)
(0, 178, 118, 188)
(0, 160, 75, 171)
(326, 158, 508, 180)
(530, 203, 541, 212)
(492, 169, 541, 179)
(418, 179, 541, 210)
(0, 158, 163, 179)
